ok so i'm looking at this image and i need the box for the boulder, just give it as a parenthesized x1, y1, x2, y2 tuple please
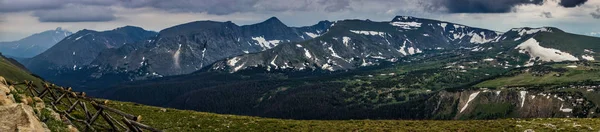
(67, 125, 79, 132)
(0, 78, 10, 95)
(0, 103, 51, 132)
(0, 77, 15, 106)
(0, 76, 6, 85)
(0, 92, 14, 106)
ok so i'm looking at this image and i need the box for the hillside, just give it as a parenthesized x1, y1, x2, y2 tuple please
(99, 23, 600, 120)
(100, 48, 600, 120)
(111, 101, 600, 131)
(2, 39, 600, 131)
(476, 62, 600, 88)
(0, 53, 42, 83)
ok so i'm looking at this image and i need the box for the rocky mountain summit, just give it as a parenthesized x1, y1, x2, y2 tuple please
(0, 28, 72, 58)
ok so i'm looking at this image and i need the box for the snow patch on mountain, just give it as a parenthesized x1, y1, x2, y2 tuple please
(200, 47, 207, 67)
(252, 36, 281, 50)
(582, 55, 595, 61)
(173, 44, 182, 69)
(390, 21, 422, 30)
(74, 34, 88, 41)
(322, 63, 335, 71)
(398, 40, 408, 55)
(515, 38, 579, 62)
(407, 47, 422, 55)
(439, 23, 447, 30)
(469, 32, 494, 44)
(519, 91, 527, 108)
(270, 55, 278, 69)
(483, 58, 495, 61)
(228, 57, 241, 67)
(584, 49, 595, 53)
(328, 46, 342, 59)
(453, 33, 466, 40)
(582, 49, 595, 60)
(305, 32, 319, 38)
(453, 24, 465, 29)
(350, 30, 386, 37)
(511, 27, 552, 36)
(460, 91, 480, 113)
(226, 57, 247, 72)
(559, 104, 573, 113)
(342, 37, 351, 47)
(304, 48, 313, 59)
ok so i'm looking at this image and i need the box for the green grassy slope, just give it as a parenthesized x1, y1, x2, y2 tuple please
(476, 62, 600, 88)
(110, 101, 600, 131)
(535, 30, 600, 57)
(0, 54, 43, 83)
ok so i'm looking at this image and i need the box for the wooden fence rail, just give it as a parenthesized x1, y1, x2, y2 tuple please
(9, 80, 162, 132)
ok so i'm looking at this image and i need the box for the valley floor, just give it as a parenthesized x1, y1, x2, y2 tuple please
(110, 101, 599, 131)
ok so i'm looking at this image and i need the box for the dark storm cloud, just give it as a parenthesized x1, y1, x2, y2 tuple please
(0, 0, 63, 12)
(119, 0, 259, 15)
(0, 0, 119, 12)
(559, 0, 587, 8)
(0, 0, 350, 20)
(0, 0, 593, 22)
(32, 5, 116, 22)
(428, 0, 545, 13)
(592, 7, 600, 19)
(540, 12, 553, 18)
(427, 0, 590, 13)
(121, 0, 350, 15)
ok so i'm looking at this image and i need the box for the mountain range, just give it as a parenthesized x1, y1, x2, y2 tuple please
(13, 16, 600, 120)
(91, 17, 332, 76)
(0, 28, 72, 58)
(22, 17, 332, 89)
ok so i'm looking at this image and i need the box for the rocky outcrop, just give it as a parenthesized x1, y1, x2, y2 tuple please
(0, 104, 51, 132)
(428, 87, 600, 119)
(0, 77, 16, 105)
(0, 76, 51, 132)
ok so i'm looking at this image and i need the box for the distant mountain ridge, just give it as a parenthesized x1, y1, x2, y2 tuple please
(91, 17, 332, 76)
(208, 16, 506, 73)
(23, 17, 332, 89)
(22, 16, 599, 93)
(23, 26, 157, 78)
(0, 28, 72, 58)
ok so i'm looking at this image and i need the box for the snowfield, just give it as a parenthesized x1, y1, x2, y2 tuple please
(515, 38, 579, 62)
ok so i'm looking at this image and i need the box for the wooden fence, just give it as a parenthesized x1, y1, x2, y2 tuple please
(9, 80, 162, 132)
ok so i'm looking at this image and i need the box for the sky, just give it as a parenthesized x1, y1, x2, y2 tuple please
(0, 0, 599, 41)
